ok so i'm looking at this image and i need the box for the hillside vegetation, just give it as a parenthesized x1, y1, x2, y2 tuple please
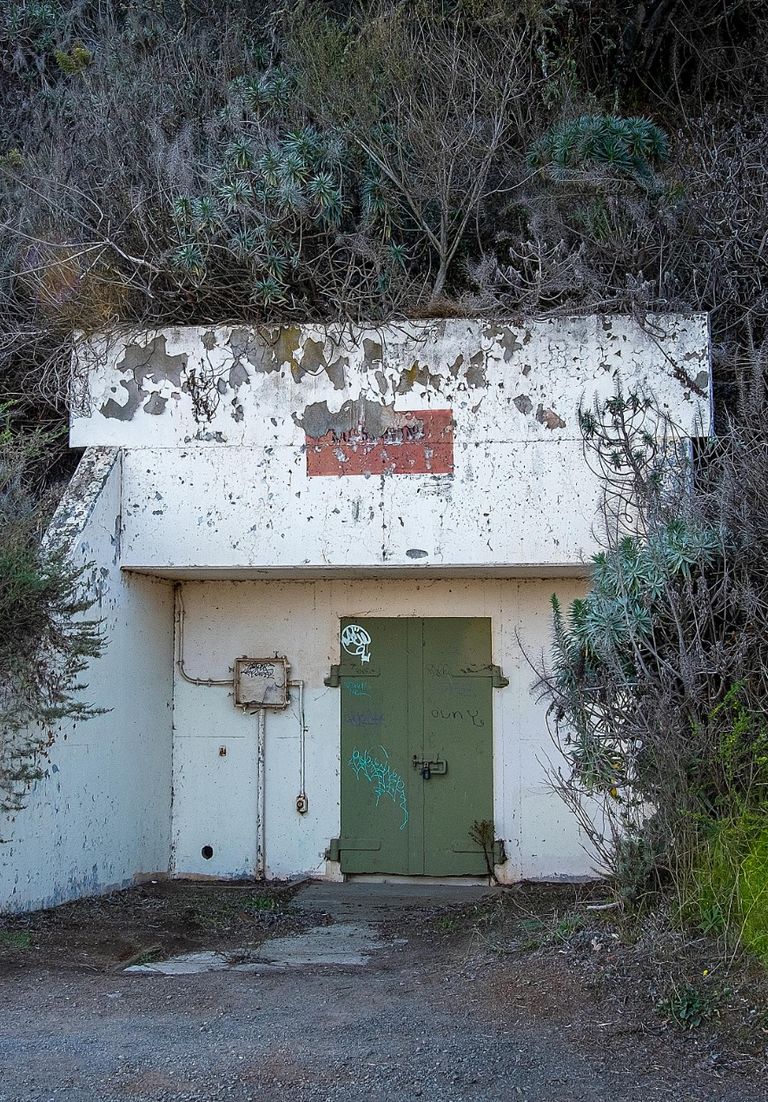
(1, 0, 766, 420)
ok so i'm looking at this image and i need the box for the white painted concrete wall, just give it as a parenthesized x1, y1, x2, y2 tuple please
(0, 450, 175, 913)
(71, 316, 710, 573)
(2, 315, 712, 910)
(172, 577, 591, 884)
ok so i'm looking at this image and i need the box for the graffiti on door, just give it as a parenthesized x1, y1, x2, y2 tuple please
(341, 623, 372, 664)
(348, 747, 408, 830)
(346, 680, 369, 697)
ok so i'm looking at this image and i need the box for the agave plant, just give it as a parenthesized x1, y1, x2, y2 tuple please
(228, 227, 260, 262)
(280, 148, 310, 186)
(165, 105, 391, 308)
(190, 196, 220, 235)
(282, 127, 323, 163)
(171, 195, 194, 227)
(243, 67, 292, 113)
(361, 169, 389, 225)
(224, 136, 255, 171)
(388, 242, 407, 269)
(257, 146, 283, 188)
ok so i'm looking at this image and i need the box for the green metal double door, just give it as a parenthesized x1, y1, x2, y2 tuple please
(337, 617, 494, 876)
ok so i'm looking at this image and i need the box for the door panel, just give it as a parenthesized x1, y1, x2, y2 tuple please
(421, 618, 493, 875)
(339, 618, 415, 874)
(339, 617, 493, 875)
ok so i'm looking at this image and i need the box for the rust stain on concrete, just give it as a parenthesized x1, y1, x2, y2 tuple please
(536, 404, 566, 430)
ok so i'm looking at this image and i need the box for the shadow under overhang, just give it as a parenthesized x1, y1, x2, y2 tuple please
(122, 563, 591, 582)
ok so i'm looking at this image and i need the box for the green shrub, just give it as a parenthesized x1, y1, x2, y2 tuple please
(0, 423, 105, 816)
(54, 40, 92, 75)
(528, 115, 668, 187)
(539, 381, 768, 972)
(684, 814, 768, 965)
(742, 829, 768, 961)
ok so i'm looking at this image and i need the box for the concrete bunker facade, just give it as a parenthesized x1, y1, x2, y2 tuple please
(1, 317, 711, 910)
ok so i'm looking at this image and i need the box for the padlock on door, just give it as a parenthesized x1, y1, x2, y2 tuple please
(413, 755, 447, 780)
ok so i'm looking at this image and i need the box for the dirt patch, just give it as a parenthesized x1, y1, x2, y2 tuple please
(411, 881, 768, 1084)
(0, 878, 316, 973)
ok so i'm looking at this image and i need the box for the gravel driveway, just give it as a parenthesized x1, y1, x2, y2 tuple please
(1, 882, 765, 1102)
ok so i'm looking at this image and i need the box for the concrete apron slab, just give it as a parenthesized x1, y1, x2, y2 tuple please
(125, 881, 491, 975)
(295, 880, 495, 921)
(126, 924, 396, 974)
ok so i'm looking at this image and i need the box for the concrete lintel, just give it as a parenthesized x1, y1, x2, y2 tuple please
(123, 563, 592, 582)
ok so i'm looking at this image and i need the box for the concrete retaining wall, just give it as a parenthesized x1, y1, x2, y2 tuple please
(0, 451, 174, 913)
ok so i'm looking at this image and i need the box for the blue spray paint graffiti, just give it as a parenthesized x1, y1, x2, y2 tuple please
(346, 712, 384, 727)
(348, 748, 408, 830)
(346, 680, 369, 697)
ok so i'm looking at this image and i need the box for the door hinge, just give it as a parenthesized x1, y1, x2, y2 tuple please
(326, 837, 382, 861)
(493, 838, 508, 865)
(324, 664, 340, 687)
(491, 664, 509, 688)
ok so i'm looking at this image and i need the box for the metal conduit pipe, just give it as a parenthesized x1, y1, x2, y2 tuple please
(255, 707, 266, 879)
(174, 582, 233, 687)
(288, 679, 309, 815)
(253, 678, 310, 880)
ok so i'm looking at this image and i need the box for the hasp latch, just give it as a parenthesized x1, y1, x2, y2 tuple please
(412, 755, 448, 779)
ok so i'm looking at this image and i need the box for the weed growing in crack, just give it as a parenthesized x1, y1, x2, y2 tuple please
(657, 980, 725, 1030)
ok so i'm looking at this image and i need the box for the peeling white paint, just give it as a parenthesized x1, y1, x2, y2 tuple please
(1, 317, 712, 912)
(73, 316, 709, 450)
(71, 316, 710, 574)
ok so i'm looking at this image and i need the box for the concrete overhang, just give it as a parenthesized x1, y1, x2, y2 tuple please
(123, 563, 592, 581)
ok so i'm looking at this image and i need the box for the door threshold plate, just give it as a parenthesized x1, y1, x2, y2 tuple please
(346, 874, 491, 886)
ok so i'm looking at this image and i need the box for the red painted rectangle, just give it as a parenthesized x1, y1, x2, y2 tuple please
(306, 408, 453, 476)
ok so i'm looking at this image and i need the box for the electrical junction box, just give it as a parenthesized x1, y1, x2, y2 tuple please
(234, 657, 290, 709)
